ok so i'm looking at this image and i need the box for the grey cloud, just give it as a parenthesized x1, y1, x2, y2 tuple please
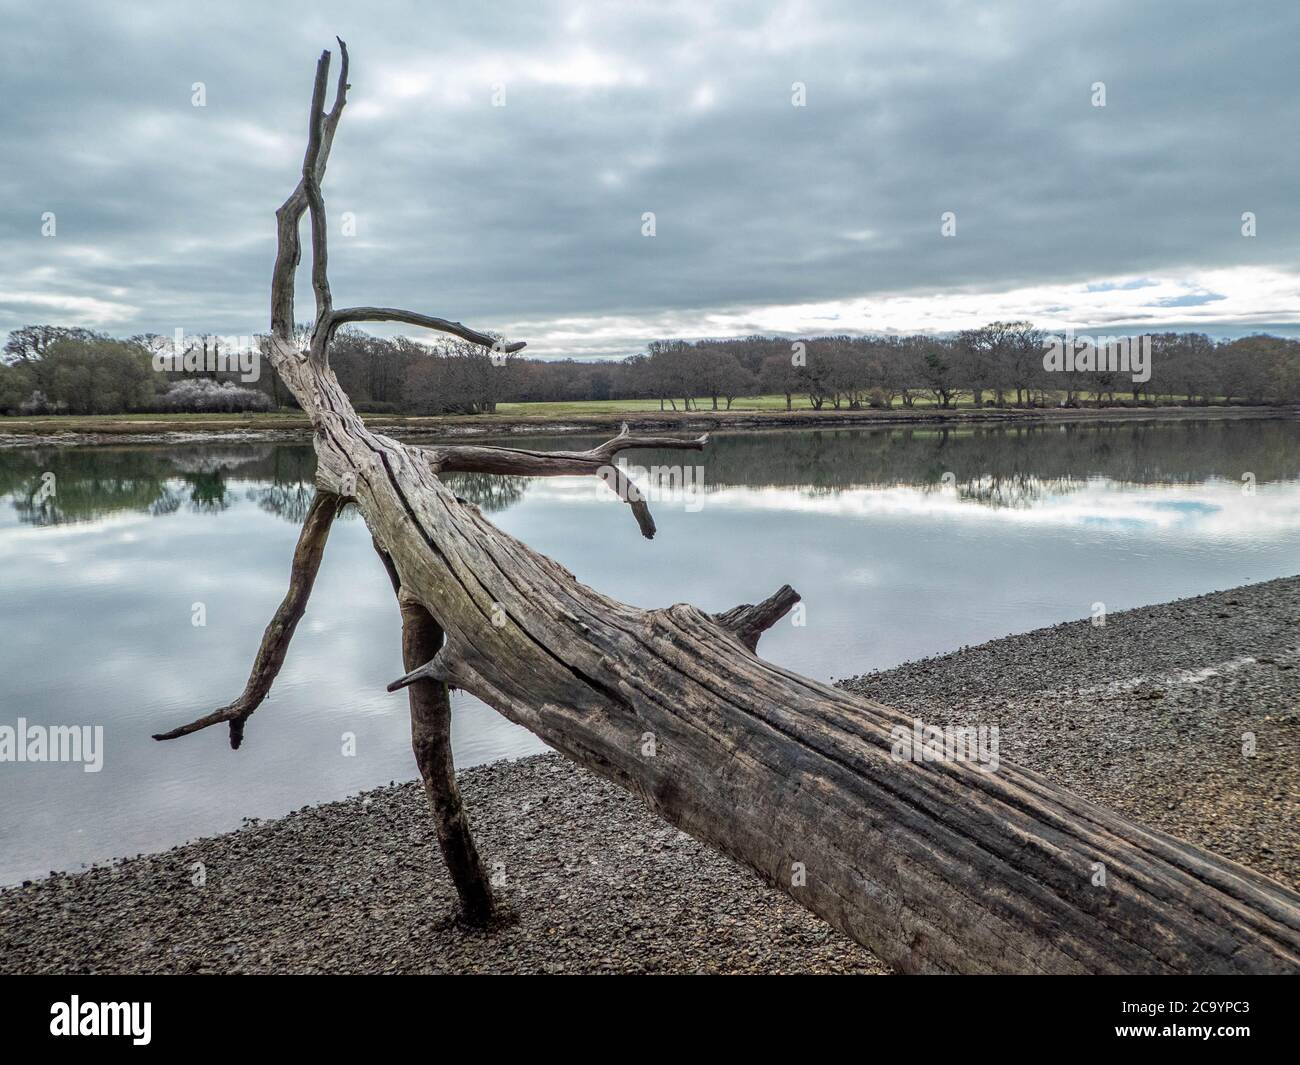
(1, 0, 1298, 356)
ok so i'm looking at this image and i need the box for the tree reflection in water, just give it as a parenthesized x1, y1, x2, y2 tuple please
(1, 419, 1296, 527)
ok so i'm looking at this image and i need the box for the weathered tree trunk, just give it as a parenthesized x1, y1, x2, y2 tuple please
(156, 42, 1300, 974)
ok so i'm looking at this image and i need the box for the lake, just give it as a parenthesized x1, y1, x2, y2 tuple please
(1, 417, 1298, 884)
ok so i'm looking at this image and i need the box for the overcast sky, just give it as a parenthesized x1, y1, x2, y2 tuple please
(3, 0, 1299, 357)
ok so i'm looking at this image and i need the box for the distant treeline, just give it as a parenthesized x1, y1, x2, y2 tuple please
(2, 321, 1298, 416)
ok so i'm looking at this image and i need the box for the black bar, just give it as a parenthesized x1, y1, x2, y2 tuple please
(0, 974, 1291, 1052)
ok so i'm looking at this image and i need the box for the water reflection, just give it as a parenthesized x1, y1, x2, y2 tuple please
(3, 420, 1296, 527)
(1, 418, 1297, 884)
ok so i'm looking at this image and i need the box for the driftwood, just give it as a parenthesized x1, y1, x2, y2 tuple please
(155, 42, 1300, 972)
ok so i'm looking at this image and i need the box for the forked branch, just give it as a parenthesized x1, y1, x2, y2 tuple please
(423, 422, 708, 476)
(274, 43, 522, 366)
(152, 491, 341, 746)
(424, 423, 708, 538)
(272, 40, 349, 345)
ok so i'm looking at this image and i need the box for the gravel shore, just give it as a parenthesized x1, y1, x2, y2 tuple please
(842, 574, 1300, 889)
(2, 577, 1295, 974)
(0, 756, 882, 975)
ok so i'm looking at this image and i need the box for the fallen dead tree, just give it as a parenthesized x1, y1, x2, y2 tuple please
(155, 42, 1300, 974)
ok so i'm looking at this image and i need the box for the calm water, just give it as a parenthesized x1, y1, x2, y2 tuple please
(1, 419, 1298, 884)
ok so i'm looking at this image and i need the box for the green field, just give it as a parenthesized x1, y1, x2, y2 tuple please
(496, 394, 948, 416)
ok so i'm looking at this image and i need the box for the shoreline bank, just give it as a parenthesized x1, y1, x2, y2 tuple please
(2, 576, 1295, 973)
(0, 404, 1291, 448)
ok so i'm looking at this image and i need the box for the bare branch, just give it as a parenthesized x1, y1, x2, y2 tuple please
(271, 52, 328, 342)
(603, 462, 657, 538)
(152, 492, 341, 746)
(424, 422, 707, 475)
(323, 37, 351, 144)
(715, 584, 801, 651)
(592, 422, 711, 459)
(326, 306, 526, 354)
(272, 40, 349, 346)
(423, 422, 708, 538)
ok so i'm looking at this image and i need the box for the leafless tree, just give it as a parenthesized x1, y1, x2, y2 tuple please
(151, 43, 1300, 971)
